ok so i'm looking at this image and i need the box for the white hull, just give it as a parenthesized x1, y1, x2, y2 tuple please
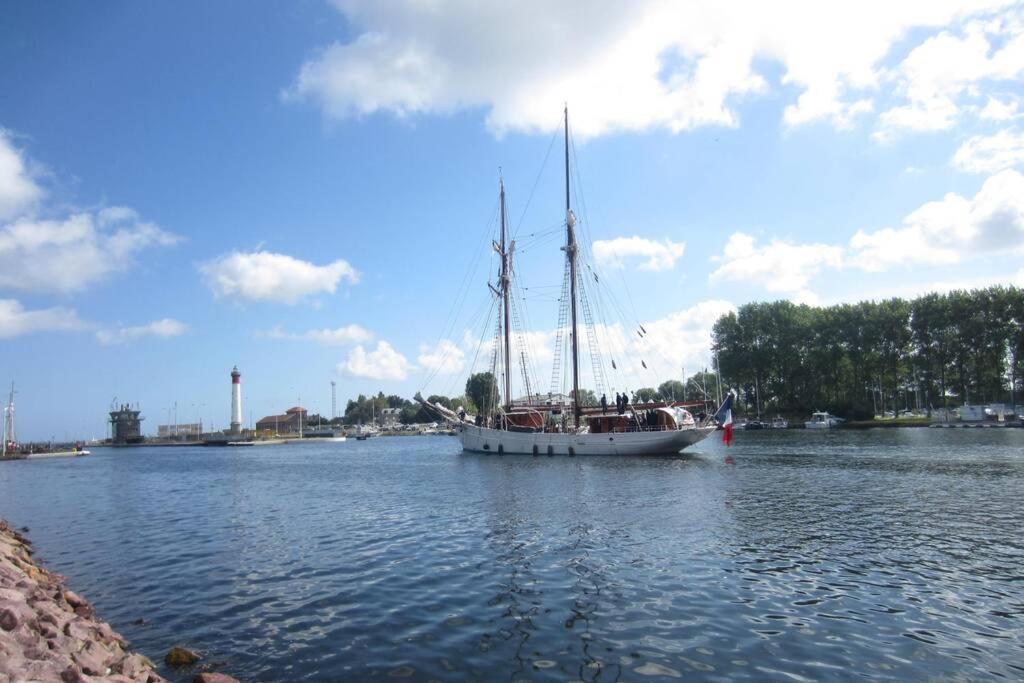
(804, 422, 832, 429)
(458, 424, 715, 456)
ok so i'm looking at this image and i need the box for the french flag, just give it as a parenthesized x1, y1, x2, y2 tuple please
(714, 393, 734, 446)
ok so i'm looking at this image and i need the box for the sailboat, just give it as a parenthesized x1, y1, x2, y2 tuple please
(743, 376, 765, 430)
(420, 109, 719, 456)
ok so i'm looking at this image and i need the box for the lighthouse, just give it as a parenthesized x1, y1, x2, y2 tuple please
(230, 366, 242, 435)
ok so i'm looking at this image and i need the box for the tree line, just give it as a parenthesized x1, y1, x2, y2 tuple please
(711, 286, 1024, 419)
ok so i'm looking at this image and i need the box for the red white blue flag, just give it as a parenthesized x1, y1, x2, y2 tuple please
(714, 393, 734, 446)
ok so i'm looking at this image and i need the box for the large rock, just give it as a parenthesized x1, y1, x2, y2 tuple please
(194, 673, 241, 683)
(165, 645, 201, 667)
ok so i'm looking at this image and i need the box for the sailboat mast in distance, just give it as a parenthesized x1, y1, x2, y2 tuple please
(565, 107, 581, 428)
(499, 177, 512, 411)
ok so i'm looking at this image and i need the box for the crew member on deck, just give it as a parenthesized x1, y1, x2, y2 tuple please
(601, 394, 608, 414)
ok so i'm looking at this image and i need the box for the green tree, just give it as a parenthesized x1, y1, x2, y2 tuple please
(466, 373, 499, 414)
(711, 286, 1024, 419)
(449, 394, 477, 414)
(634, 387, 658, 403)
(427, 394, 453, 409)
(657, 380, 686, 401)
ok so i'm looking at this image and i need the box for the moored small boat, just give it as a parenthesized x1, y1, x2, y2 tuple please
(805, 411, 843, 429)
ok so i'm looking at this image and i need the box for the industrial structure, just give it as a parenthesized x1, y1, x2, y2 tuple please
(331, 381, 337, 420)
(157, 423, 202, 439)
(109, 403, 144, 445)
(255, 406, 306, 435)
(2, 383, 15, 458)
(230, 365, 242, 435)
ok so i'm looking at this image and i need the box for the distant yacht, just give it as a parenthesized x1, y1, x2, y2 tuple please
(770, 416, 789, 429)
(805, 412, 842, 429)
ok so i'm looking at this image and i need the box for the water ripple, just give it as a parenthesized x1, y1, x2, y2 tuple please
(1, 430, 1024, 680)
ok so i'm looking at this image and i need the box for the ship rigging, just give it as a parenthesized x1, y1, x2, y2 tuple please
(420, 108, 721, 455)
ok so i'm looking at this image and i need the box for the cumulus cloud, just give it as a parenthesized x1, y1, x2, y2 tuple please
(875, 16, 1024, 140)
(614, 299, 736, 386)
(417, 339, 466, 375)
(0, 130, 179, 294)
(592, 236, 685, 271)
(0, 130, 42, 220)
(200, 250, 359, 304)
(0, 299, 85, 339)
(263, 323, 373, 345)
(709, 232, 843, 300)
(951, 128, 1024, 173)
(95, 318, 189, 346)
(288, 1, 1012, 138)
(340, 341, 412, 380)
(979, 96, 1021, 121)
(849, 169, 1024, 269)
(0, 207, 180, 294)
(445, 299, 733, 398)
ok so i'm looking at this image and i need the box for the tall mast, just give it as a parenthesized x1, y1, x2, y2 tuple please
(565, 106, 581, 429)
(499, 177, 512, 411)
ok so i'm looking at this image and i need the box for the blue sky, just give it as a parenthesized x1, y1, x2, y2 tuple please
(2, 1, 1023, 439)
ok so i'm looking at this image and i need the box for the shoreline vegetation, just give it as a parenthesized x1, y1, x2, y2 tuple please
(712, 286, 1024, 420)
(0, 519, 238, 683)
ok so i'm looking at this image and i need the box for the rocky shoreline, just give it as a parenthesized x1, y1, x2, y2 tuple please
(1, 519, 240, 683)
(0, 519, 167, 682)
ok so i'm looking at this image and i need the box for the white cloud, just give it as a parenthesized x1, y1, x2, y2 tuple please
(0, 131, 179, 293)
(0, 130, 42, 220)
(849, 169, 1024, 269)
(951, 128, 1024, 173)
(624, 299, 737, 386)
(592, 236, 685, 271)
(95, 318, 189, 346)
(979, 96, 1020, 121)
(0, 299, 85, 339)
(709, 232, 843, 297)
(288, 1, 1013, 138)
(418, 339, 466, 375)
(875, 16, 1024, 139)
(0, 208, 180, 294)
(200, 250, 359, 304)
(264, 323, 373, 345)
(340, 340, 412, 380)
(444, 299, 733, 398)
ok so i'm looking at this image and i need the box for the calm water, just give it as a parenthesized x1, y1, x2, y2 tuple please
(2, 430, 1024, 681)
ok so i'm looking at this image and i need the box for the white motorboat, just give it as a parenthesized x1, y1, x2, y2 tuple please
(770, 416, 789, 429)
(805, 411, 843, 429)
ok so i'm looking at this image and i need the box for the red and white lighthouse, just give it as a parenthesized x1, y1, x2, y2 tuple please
(230, 366, 242, 435)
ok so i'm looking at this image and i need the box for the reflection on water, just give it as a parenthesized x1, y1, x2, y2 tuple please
(1, 429, 1023, 681)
